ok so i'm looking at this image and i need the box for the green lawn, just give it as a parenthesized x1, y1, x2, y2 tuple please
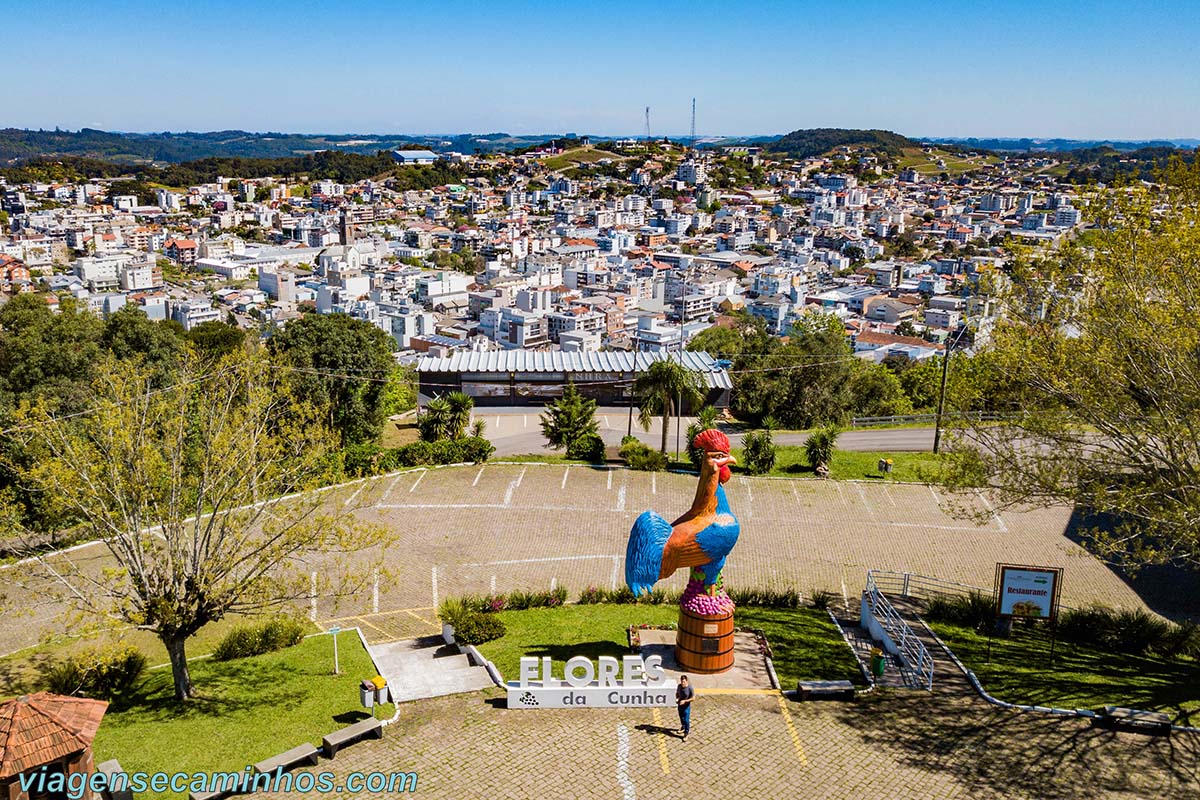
(930, 621, 1200, 724)
(0, 617, 284, 699)
(541, 147, 625, 171)
(895, 146, 997, 176)
(475, 603, 862, 689)
(732, 446, 946, 482)
(94, 633, 390, 799)
(735, 607, 865, 688)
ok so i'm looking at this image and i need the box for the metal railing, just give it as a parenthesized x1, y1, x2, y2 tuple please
(849, 412, 1009, 428)
(867, 569, 1076, 612)
(864, 572, 935, 691)
(867, 570, 990, 603)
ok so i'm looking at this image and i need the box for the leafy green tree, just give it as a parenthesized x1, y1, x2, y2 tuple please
(540, 380, 599, 455)
(3, 352, 390, 700)
(101, 306, 187, 384)
(635, 360, 705, 455)
(897, 357, 943, 411)
(0, 293, 103, 411)
(186, 320, 246, 362)
(732, 314, 856, 429)
(267, 313, 395, 446)
(894, 320, 919, 338)
(848, 361, 913, 418)
(941, 159, 1200, 568)
(379, 364, 417, 416)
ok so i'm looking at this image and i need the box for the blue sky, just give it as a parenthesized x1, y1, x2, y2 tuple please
(5, 0, 1199, 139)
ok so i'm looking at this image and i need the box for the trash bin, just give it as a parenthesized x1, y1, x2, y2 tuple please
(360, 679, 376, 708)
(869, 648, 887, 678)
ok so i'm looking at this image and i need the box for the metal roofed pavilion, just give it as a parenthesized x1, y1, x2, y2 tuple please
(417, 350, 732, 390)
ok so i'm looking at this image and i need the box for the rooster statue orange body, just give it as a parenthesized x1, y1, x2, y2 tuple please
(624, 429, 739, 611)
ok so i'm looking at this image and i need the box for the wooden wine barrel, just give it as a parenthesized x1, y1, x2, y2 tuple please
(675, 606, 735, 673)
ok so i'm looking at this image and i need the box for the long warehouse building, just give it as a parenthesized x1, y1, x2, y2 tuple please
(416, 350, 732, 409)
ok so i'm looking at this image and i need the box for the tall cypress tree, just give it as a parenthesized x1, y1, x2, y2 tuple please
(540, 380, 599, 456)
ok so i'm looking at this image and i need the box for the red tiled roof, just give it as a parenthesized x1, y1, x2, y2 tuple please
(0, 693, 108, 779)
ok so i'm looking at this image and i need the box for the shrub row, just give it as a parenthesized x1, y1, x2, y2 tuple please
(924, 593, 1200, 660)
(578, 585, 668, 605)
(1058, 605, 1200, 659)
(344, 436, 495, 477)
(924, 592, 996, 630)
(45, 645, 147, 704)
(213, 616, 307, 661)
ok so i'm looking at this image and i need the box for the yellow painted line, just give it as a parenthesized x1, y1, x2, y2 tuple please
(695, 688, 778, 695)
(321, 606, 436, 623)
(651, 708, 671, 775)
(777, 696, 809, 767)
(404, 609, 439, 627)
(355, 617, 392, 638)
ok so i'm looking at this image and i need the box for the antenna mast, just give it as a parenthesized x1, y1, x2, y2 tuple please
(690, 97, 696, 150)
(645, 106, 651, 140)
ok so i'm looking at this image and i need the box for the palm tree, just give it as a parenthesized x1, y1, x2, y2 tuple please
(418, 396, 453, 442)
(634, 359, 705, 455)
(446, 391, 475, 439)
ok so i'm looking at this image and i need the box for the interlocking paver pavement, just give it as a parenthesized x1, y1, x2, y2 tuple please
(258, 689, 1200, 800)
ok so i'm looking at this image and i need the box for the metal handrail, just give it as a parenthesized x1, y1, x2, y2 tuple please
(864, 572, 935, 691)
(867, 569, 1076, 612)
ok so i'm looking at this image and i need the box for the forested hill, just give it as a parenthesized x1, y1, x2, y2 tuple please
(763, 128, 917, 158)
(0, 128, 557, 165)
(0, 151, 483, 193)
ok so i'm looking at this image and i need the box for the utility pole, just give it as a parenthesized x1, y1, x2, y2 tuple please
(933, 345, 951, 455)
(933, 325, 968, 454)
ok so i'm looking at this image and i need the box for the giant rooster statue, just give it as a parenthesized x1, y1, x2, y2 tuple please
(625, 429, 741, 673)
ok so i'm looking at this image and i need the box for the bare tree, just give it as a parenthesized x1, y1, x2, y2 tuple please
(2, 351, 391, 700)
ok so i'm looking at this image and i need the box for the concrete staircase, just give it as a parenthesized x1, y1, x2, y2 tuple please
(369, 635, 495, 703)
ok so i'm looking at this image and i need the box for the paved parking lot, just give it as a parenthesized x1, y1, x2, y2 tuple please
(1, 463, 1152, 652)
(332, 463, 1147, 641)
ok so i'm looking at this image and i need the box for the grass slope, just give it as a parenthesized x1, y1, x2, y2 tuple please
(94, 633, 390, 799)
(931, 621, 1200, 724)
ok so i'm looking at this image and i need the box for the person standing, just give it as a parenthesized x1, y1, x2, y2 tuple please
(676, 674, 694, 740)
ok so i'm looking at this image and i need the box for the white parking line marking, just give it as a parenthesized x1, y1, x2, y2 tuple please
(380, 472, 405, 503)
(616, 724, 636, 800)
(503, 467, 527, 506)
(473, 467, 484, 487)
(562, 468, 570, 489)
(410, 470, 425, 492)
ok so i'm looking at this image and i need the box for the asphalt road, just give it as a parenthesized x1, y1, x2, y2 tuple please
(473, 407, 935, 457)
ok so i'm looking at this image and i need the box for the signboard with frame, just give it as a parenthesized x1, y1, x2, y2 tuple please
(993, 564, 1063, 621)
